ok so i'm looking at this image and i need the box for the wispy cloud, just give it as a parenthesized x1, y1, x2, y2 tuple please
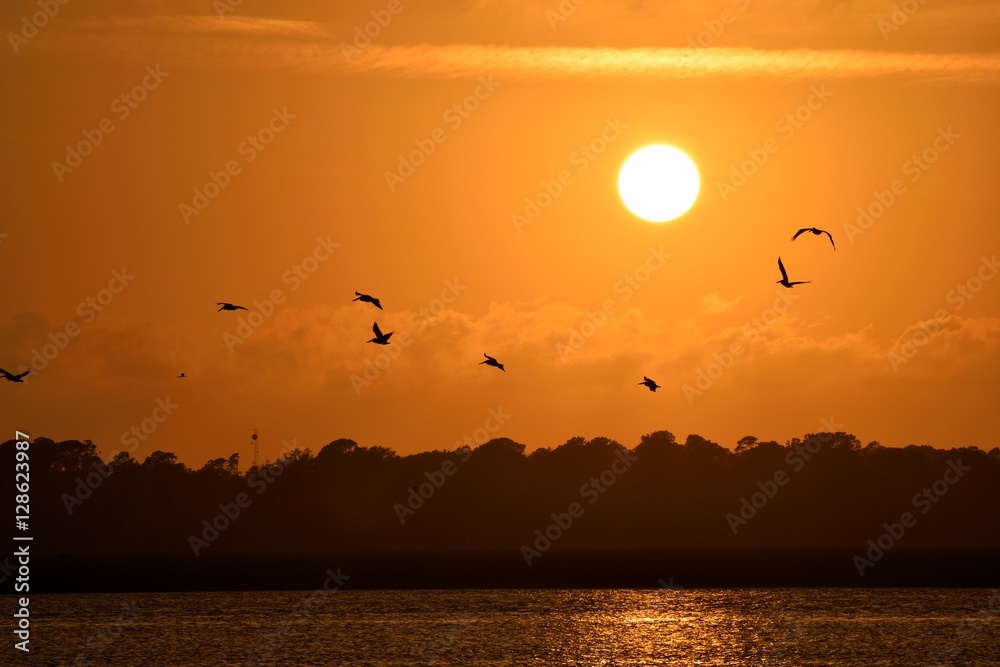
(699, 293, 741, 315)
(33, 16, 1000, 82)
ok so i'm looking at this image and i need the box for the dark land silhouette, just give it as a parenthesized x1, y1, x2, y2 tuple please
(3, 431, 998, 592)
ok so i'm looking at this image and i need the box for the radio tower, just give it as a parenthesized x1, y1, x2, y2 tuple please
(251, 428, 259, 470)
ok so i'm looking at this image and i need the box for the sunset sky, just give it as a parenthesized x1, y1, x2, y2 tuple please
(2, 0, 998, 466)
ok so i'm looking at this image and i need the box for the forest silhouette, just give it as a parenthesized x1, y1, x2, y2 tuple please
(4, 431, 999, 590)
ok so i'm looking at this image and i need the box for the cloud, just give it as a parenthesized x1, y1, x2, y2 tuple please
(888, 315, 1000, 375)
(29, 16, 1000, 82)
(698, 293, 741, 315)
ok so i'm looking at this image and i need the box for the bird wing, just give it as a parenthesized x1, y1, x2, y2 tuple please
(790, 281, 811, 285)
(374, 300, 383, 310)
(484, 354, 494, 361)
(16, 370, 29, 379)
(778, 257, 789, 282)
(236, 306, 248, 310)
(0, 368, 11, 378)
(216, 302, 229, 306)
(355, 291, 363, 296)
(791, 228, 809, 241)
(823, 230, 836, 249)
(373, 322, 383, 337)
(643, 376, 652, 382)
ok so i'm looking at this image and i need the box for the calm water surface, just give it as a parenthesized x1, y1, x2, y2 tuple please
(28, 588, 1000, 666)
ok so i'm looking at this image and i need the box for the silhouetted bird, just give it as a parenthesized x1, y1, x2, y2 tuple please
(791, 227, 836, 250)
(639, 376, 661, 392)
(776, 257, 810, 288)
(217, 302, 248, 312)
(178, 373, 186, 378)
(353, 291, 383, 310)
(480, 354, 505, 372)
(368, 322, 393, 345)
(1, 368, 29, 383)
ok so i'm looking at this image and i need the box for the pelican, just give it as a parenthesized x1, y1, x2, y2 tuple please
(791, 227, 836, 250)
(353, 291, 383, 310)
(639, 376, 661, 392)
(0, 368, 29, 383)
(776, 257, 810, 289)
(367, 322, 393, 345)
(217, 302, 248, 312)
(480, 354, 505, 372)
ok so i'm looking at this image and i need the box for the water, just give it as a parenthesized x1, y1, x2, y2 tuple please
(25, 589, 1000, 666)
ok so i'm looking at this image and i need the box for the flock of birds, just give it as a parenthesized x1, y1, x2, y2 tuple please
(2, 227, 835, 388)
(636, 225, 835, 392)
(216, 292, 507, 373)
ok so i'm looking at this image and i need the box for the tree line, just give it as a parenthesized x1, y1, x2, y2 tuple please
(2, 431, 998, 556)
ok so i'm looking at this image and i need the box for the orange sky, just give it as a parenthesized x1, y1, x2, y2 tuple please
(2, 0, 999, 465)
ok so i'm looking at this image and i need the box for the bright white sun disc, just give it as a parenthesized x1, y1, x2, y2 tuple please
(619, 145, 700, 222)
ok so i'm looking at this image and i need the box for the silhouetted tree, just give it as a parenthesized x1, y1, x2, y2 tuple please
(2, 429, 998, 556)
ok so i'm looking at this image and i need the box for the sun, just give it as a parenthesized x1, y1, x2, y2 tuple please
(618, 145, 700, 222)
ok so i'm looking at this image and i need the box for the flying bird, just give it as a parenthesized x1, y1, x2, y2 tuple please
(480, 354, 505, 372)
(368, 322, 393, 345)
(776, 257, 810, 289)
(791, 227, 836, 250)
(1, 368, 30, 383)
(353, 291, 383, 310)
(639, 376, 661, 392)
(217, 302, 248, 312)
(178, 373, 186, 379)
